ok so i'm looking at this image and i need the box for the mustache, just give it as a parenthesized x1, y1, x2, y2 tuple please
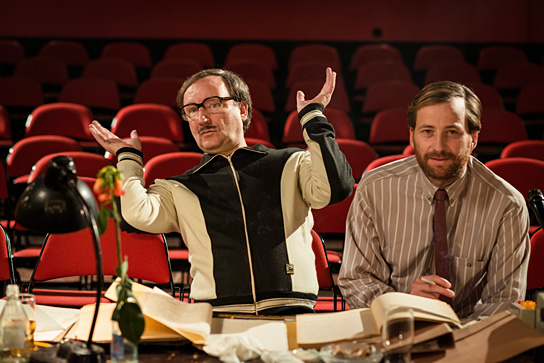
(198, 126, 218, 134)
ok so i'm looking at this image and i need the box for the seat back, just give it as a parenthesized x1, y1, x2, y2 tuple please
(288, 44, 341, 71)
(0, 224, 15, 287)
(313, 184, 357, 235)
(354, 61, 412, 91)
(310, 229, 334, 290)
(369, 107, 410, 144)
(244, 80, 276, 114)
(6, 135, 82, 180)
(225, 43, 277, 70)
(477, 109, 528, 145)
(285, 80, 350, 113)
(107, 136, 179, 165)
(528, 228, 544, 290)
(82, 59, 138, 88)
(484, 158, 544, 201)
(362, 80, 419, 114)
(350, 43, 403, 70)
(225, 43, 278, 70)
(282, 108, 355, 146)
(337, 140, 376, 180)
(28, 151, 114, 183)
(225, 60, 275, 89)
(516, 82, 544, 115)
(29, 220, 174, 293)
(477, 46, 528, 72)
(150, 59, 202, 80)
(163, 42, 215, 68)
(143, 151, 203, 186)
(0, 105, 12, 140)
(0, 40, 25, 66)
(244, 108, 270, 141)
(424, 61, 481, 85)
(111, 103, 185, 142)
(14, 56, 69, 86)
(365, 154, 409, 172)
(286, 62, 343, 89)
(501, 140, 544, 161)
(24, 102, 94, 140)
(465, 82, 504, 109)
(0, 76, 44, 108)
(493, 62, 544, 91)
(133, 77, 183, 109)
(59, 78, 121, 111)
(39, 40, 89, 67)
(414, 45, 465, 71)
(101, 41, 152, 68)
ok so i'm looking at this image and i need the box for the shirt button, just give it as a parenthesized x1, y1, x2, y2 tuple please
(467, 262, 472, 267)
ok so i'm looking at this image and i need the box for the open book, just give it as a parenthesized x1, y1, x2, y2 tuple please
(296, 292, 461, 348)
(74, 284, 213, 345)
(72, 281, 289, 350)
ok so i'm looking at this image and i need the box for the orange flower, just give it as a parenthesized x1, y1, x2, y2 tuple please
(93, 177, 103, 195)
(113, 178, 125, 197)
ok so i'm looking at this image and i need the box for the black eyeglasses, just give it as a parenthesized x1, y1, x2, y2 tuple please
(180, 96, 235, 121)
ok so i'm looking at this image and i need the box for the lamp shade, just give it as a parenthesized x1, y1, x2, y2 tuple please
(15, 155, 99, 233)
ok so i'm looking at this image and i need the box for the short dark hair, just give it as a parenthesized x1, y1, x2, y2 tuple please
(176, 68, 253, 132)
(407, 81, 482, 134)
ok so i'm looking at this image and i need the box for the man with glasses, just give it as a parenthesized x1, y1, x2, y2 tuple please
(89, 67, 354, 315)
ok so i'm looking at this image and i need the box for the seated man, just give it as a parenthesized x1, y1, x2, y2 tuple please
(338, 80, 529, 320)
(90, 67, 354, 315)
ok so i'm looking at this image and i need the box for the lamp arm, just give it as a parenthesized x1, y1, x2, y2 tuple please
(70, 183, 103, 349)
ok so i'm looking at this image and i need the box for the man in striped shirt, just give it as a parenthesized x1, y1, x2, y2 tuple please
(338, 81, 530, 319)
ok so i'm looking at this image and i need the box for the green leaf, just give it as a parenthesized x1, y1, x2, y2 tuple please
(119, 300, 145, 344)
(115, 260, 129, 278)
(96, 209, 113, 236)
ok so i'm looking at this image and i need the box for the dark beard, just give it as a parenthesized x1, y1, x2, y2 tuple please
(415, 149, 470, 183)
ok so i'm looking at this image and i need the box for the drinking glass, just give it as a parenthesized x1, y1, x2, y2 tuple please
(19, 293, 36, 351)
(382, 306, 414, 363)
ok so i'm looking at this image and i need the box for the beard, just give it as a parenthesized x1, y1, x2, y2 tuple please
(414, 145, 471, 184)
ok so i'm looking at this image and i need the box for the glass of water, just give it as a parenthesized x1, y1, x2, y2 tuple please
(18, 293, 36, 351)
(382, 306, 414, 363)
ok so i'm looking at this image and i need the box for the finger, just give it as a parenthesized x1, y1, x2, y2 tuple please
(297, 90, 305, 104)
(323, 67, 336, 94)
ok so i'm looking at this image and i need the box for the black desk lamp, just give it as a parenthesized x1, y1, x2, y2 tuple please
(15, 155, 106, 363)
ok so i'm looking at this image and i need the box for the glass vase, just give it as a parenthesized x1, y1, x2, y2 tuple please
(110, 320, 138, 363)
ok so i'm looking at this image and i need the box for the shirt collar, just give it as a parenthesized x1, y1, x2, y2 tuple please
(419, 156, 473, 206)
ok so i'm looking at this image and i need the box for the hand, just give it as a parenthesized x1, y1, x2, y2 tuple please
(89, 120, 142, 155)
(410, 275, 455, 300)
(296, 67, 337, 112)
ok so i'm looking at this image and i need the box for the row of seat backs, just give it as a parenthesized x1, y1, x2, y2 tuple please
(1, 40, 537, 71)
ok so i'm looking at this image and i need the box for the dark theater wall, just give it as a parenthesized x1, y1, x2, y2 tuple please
(0, 0, 542, 43)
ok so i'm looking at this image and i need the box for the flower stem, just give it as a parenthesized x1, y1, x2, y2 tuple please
(111, 190, 123, 270)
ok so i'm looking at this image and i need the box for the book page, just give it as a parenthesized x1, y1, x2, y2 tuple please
(104, 278, 160, 301)
(296, 308, 379, 347)
(138, 290, 213, 345)
(371, 292, 461, 331)
(0, 300, 81, 342)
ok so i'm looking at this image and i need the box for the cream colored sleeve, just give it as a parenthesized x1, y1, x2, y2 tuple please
(116, 152, 180, 234)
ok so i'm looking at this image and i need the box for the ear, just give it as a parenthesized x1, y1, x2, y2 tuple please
(409, 128, 415, 148)
(238, 101, 248, 122)
(470, 131, 478, 151)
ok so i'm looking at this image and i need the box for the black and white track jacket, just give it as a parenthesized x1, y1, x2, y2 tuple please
(116, 103, 354, 314)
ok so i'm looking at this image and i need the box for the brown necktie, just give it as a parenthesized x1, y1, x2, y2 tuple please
(434, 188, 452, 305)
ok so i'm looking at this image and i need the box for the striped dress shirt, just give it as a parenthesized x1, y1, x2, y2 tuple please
(338, 155, 530, 319)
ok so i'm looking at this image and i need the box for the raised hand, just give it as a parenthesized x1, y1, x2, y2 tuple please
(296, 67, 337, 112)
(89, 120, 142, 155)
